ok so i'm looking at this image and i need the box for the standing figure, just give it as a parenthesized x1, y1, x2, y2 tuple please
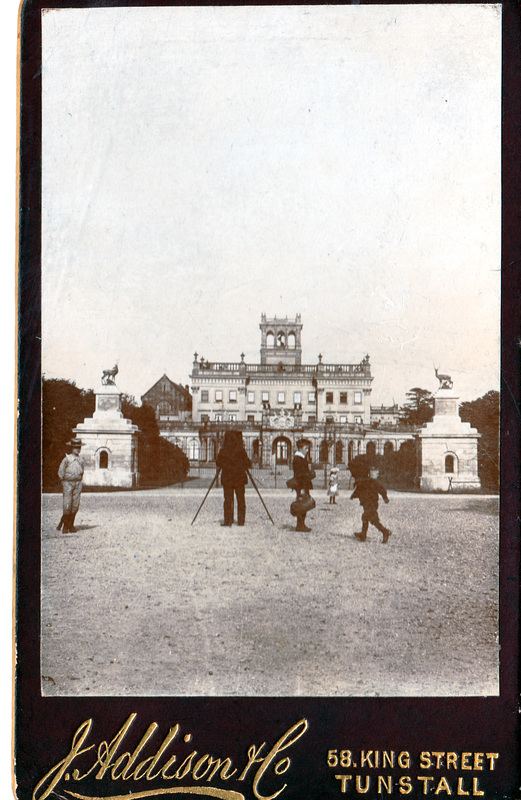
(292, 440, 314, 532)
(328, 467, 339, 504)
(57, 438, 84, 533)
(216, 431, 252, 527)
(350, 468, 392, 543)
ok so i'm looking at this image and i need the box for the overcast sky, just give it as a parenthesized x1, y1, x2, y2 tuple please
(41, 4, 501, 405)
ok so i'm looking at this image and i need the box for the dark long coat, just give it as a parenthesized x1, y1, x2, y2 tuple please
(292, 451, 313, 494)
(216, 441, 251, 487)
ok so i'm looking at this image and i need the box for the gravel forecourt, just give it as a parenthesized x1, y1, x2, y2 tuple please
(41, 487, 498, 697)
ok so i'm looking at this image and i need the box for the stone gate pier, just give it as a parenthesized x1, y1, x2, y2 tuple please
(418, 385, 480, 492)
(74, 377, 140, 488)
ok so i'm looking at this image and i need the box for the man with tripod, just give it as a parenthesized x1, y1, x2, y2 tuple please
(216, 430, 252, 527)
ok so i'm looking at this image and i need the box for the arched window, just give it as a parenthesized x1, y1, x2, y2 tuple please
(188, 439, 200, 460)
(157, 401, 171, 417)
(335, 440, 343, 463)
(445, 454, 456, 473)
(277, 440, 287, 461)
(266, 332, 275, 347)
(366, 441, 377, 463)
(288, 332, 296, 348)
(99, 450, 109, 469)
(272, 436, 291, 464)
(319, 440, 329, 463)
(252, 439, 261, 459)
(276, 331, 286, 347)
(384, 441, 394, 457)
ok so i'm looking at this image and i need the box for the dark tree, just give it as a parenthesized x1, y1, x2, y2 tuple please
(459, 390, 499, 492)
(129, 399, 189, 486)
(400, 387, 434, 426)
(42, 378, 95, 491)
(42, 380, 189, 491)
(157, 438, 190, 485)
(393, 439, 418, 489)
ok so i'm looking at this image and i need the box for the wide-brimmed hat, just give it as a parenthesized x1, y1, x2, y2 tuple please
(330, 467, 339, 472)
(66, 438, 82, 448)
(296, 439, 309, 448)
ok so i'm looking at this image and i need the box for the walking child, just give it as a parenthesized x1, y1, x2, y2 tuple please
(350, 468, 392, 543)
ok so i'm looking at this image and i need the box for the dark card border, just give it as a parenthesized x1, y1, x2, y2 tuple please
(16, 2, 521, 798)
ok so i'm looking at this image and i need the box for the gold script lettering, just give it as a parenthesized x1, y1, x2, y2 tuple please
(32, 720, 96, 800)
(251, 718, 308, 800)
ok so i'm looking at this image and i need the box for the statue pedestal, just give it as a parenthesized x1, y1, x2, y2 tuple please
(74, 384, 140, 488)
(418, 388, 480, 492)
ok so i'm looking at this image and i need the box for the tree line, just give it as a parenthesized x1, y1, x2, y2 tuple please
(42, 378, 189, 491)
(353, 387, 499, 492)
(42, 378, 499, 493)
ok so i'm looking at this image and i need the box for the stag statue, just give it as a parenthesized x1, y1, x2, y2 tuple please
(434, 366, 453, 390)
(101, 363, 119, 386)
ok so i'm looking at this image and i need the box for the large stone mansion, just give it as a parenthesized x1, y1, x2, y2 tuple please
(75, 313, 479, 491)
(141, 314, 412, 469)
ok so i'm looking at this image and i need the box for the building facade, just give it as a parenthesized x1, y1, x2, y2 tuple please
(191, 314, 372, 427)
(141, 374, 192, 422)
(157, 315, 414, 470)
(369, 404, 401, 427)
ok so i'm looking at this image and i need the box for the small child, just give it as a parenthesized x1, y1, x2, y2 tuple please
(350, 468, 392, 543)
(328, 467, 339, 504)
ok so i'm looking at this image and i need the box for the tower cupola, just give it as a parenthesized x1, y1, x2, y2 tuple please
(259, 313, 303, 366)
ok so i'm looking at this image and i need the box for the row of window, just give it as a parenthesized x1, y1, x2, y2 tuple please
(325, 391, 363, 405)
(199, 389, 314, 404)
(199, 413, 364, 424)
(199, 390, 363, 405)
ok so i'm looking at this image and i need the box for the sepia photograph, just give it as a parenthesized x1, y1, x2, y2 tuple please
(39, 4, 501, 699)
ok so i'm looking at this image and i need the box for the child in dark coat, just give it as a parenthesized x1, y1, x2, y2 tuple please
(350, 469, 392, 543)
(291, 440, 314, 532)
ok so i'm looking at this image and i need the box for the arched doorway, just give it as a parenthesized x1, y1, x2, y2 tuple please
(272, 436, 291, 465)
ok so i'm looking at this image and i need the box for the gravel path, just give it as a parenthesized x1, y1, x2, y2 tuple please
(41, 489, 499, 697)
